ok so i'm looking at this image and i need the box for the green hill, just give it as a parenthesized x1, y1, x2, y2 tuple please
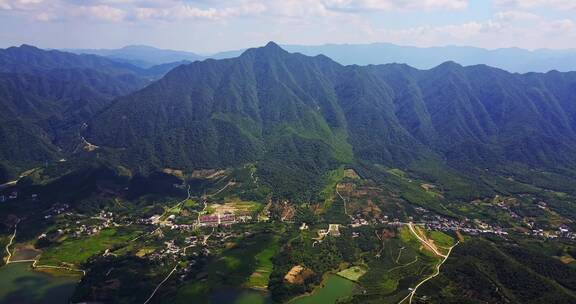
(84, 42, 576, 200)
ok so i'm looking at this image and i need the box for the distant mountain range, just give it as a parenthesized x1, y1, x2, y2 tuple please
(67, 45, 203, 68)
(283, 43, 576, 73)
(69, 43, 576, 73)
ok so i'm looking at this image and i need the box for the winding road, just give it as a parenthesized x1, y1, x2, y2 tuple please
(143, 264, 178, 304)
(407, 223, 447, 258)
(397, 223, 460, 304)
(4, 220, 20, 264)
(335, 186, 353, 221)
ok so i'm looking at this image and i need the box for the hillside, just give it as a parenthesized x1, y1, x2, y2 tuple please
(85, 42, 576, 201)
(0, 45, 174, 178)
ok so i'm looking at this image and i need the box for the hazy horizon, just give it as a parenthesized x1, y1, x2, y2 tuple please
(1, 0, 576, 53)
(6, 40, 576, 58)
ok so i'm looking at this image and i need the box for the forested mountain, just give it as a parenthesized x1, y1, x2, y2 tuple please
(85, 42, 576, 200)
(0, 45, 173, 179)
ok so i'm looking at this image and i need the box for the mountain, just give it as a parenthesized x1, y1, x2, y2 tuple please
(68, 45, 204, 68)
(212, 43, 576, 73)
(85, 42, 576, 200)
(71, 43, 576, 73)
(0, 45, 172, 177)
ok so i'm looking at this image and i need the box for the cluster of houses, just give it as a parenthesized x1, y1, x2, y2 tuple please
(195, 212, 254, 227)
(421, 214, 509, 236)
(527, 225, 575, 240)
(198, 213, 237, 227)
(350, 212, 410, 227)
(0, 191, 18, 203)
(146, 231, 238, 262)
(315, 223, 341, 240)
(143, 208, 256, 231)
(43, 203, 70, 219)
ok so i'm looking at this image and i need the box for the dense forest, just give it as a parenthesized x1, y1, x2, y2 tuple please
(81, 42, 576, 201)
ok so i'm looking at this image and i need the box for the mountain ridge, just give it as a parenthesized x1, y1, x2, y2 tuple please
(0, 45, 182, 177)
(84, 42, 576, 200)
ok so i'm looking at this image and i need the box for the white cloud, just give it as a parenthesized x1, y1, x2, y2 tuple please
(1, 0, 576, 51)
(74, 5, 127, 22)
(0, 1, 11, 10)
(495, 0, 576, 10)
(360, 10, 576, 49)
(0, 0, 43, 10)
(134, 1, 266, 21)
(2, 0, 469, 23)
(322, 0, 468, 11)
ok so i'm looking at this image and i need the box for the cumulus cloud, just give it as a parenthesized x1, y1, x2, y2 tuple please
(1, 0, 576, 51)
(364, 10, 576, 49)
(1, 0, 470, 23)
(1, 0, 271, 23)
(134, 1, 266, 21)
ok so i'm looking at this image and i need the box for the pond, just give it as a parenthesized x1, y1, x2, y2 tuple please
(0, 262, 80, 304)
(210, 288, 275, 304)
(288, 275, 358, 304)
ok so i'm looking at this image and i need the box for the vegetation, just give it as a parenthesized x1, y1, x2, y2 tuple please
(246, 236, 281, 289)
(40, 228, 139, 266)
(2, 43, 576, 304)
(420, 238, 576, 304)
(336, 266, 366, 282)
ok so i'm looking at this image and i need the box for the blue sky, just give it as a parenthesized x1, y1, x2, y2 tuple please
(1, 0, 575, 53)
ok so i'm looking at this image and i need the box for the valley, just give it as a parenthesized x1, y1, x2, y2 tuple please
(1, 161, 575, 304)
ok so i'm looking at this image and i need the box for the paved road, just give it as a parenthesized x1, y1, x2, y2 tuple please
(143, 264, 178, 304)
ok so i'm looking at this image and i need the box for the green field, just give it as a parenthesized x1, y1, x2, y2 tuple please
(246, 236, 280, 288)
(428, 230, 456, 248)
(355, 229, 442, 303)
(337, 266, 367, 282)
(40, 228, 139, 266)
(320, 167, 345, 208)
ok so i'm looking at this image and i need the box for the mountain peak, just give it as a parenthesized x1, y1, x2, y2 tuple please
(18, 44, 41, 51)
(264, 41, 281, 49)
(121, 45, 158, 50)
(431, 61, 464, 73)
(241, 41, 288, 58)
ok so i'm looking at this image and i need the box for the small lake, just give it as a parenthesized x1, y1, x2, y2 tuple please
(288, 275, 357, 304)
(210, 288, 275, 304)
(0, 262, 80, 304)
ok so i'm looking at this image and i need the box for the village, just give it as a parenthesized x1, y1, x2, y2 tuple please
(24, 190, 575, 267)
(3, 172, 574, 280)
